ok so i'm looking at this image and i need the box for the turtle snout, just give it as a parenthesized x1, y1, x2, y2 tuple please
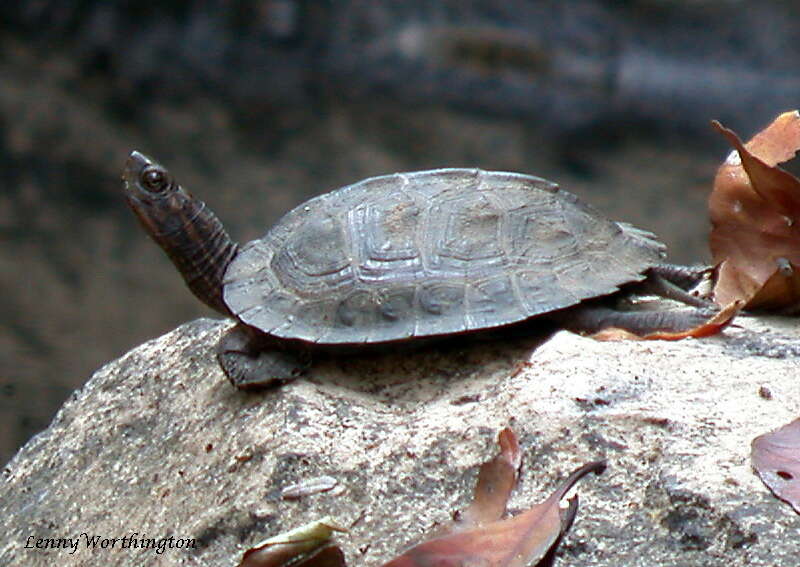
(123, 150, 152, 182)
(128, 150, 152, 167)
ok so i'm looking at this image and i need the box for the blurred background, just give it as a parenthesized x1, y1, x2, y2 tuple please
(2, 0, 798, 464)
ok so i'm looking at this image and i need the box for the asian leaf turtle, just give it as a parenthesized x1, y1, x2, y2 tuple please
(122, 151, 713, 389)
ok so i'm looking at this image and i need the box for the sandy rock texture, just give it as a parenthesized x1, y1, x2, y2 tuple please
(1, 315, 799, 566)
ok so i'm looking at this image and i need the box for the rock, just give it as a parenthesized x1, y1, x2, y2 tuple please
(1, 315, 799, 566)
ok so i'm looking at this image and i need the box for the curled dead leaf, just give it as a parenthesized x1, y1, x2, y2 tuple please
(709, 113, 800, 312)
(380, 429, 605, 567)
(752, 418, 800, 515)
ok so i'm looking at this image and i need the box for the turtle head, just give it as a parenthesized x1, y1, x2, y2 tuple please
(122, 150, 239, 316)
(122, 151, 198, 237)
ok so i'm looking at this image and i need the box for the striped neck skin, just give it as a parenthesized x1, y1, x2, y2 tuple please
(142, 194, 239, 316)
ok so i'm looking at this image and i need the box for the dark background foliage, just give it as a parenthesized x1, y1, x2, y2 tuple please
(2, 0, 798, 463)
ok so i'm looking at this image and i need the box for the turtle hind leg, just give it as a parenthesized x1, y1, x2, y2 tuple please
(557, 304, 717, 336)
(216, 325, 311, 390)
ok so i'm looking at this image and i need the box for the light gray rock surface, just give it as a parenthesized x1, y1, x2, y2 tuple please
(1, 315, 799, 566)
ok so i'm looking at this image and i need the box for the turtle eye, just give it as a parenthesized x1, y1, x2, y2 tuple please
(141, 166, 169, 193)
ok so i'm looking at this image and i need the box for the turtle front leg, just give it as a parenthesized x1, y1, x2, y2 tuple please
(216, 325, 311, 390)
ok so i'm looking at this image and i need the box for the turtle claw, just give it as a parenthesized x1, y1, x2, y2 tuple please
(216, 325, 311, 390)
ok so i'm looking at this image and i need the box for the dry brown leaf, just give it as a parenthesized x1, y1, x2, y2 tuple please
(458, 427, 522, 528)
(239, 518, 346, 567)
(293, 546, 347, 567)
(752, 418, 800, 515)
(710, 113, 800, 311)
(381, 462, 604, 567)
(380, 429, 605, 567)
(243, 545, 344, 567)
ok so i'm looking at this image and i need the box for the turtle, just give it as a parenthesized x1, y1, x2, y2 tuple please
(122, 151, 714, 389)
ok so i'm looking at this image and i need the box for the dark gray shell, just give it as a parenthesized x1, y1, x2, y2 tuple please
(222, 169, 664, 344)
